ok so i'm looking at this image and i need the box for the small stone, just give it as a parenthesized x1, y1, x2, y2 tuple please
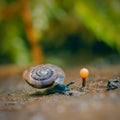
(107, 77, 120, 90)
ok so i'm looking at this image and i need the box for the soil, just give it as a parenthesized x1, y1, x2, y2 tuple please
(0, 64, 120, 120)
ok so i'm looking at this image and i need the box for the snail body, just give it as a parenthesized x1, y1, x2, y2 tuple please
(23, 64, 65, 89)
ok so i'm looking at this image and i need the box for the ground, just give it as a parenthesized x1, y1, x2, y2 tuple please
(0, 64, 120, 120)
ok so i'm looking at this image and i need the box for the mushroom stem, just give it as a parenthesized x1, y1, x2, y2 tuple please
(82, 78, 86, 87)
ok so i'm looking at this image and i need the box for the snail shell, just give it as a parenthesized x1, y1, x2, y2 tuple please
(23, 64, 65, 89)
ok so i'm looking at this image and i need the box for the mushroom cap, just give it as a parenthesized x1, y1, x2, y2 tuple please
(80, 68, 89, 79)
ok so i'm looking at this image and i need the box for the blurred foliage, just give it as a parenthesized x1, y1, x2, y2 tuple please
(0, 16, 30, 65)
(75, 0, 120, 51)
(0, 0, 120, 66)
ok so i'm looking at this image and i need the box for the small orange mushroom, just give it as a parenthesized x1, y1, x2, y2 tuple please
(80, 68, 89, 87)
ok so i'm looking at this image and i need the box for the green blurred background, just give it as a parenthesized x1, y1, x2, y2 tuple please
(0, 0, 120, 67)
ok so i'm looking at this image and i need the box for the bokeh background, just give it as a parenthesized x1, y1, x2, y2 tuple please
(0, 0, 120, 67)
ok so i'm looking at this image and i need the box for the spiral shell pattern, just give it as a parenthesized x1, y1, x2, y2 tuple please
(23, 64, 65, 88)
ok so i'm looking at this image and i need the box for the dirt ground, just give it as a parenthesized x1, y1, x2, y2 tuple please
(0, 64, 120, 120)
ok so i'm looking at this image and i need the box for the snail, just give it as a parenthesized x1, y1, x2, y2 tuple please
(23, 64, 75, 95)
